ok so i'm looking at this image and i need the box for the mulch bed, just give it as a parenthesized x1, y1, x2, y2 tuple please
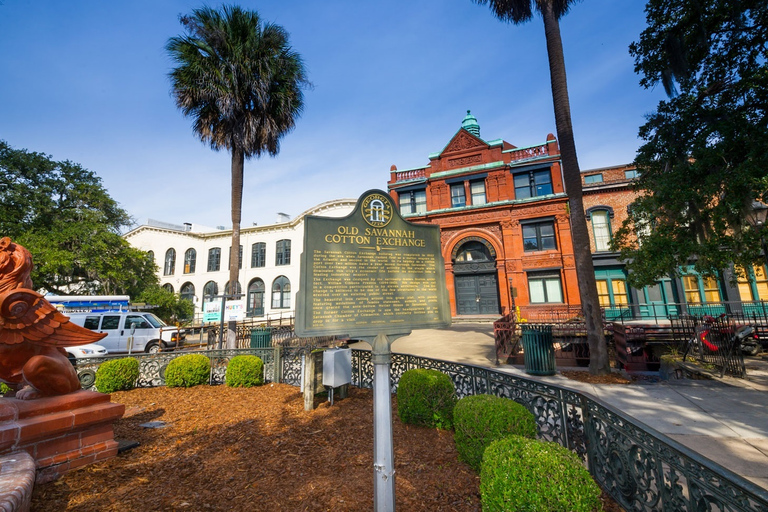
(31, 384, 623, 511)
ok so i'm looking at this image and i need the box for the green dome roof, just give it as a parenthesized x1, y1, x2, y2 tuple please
(461, 110, 480, 137)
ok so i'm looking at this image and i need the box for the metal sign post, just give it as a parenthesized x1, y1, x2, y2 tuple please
(295, 190, 451, 512)
(369, 332, 408, 512)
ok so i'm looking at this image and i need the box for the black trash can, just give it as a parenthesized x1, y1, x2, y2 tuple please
(250, 328, 272, 348)
(521, 324, 556, 376)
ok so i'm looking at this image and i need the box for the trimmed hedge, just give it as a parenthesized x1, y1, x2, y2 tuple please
(480, 436, 602, 512)
(225, 355, 264, 388)
(95, 357, 140, 394)
(165, 354, 211, 388)
(397, 369, 456, 429)
(453, 394, 537, 471)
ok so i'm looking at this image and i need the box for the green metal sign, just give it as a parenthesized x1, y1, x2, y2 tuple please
(296, 189, 451, 337)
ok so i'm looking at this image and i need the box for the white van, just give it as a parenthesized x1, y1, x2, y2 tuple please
(67, 311, 185, 354)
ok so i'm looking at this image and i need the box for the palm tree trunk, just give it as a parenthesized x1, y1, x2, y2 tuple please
(541, 2, 610, 375)
(227, 148, 245, 350)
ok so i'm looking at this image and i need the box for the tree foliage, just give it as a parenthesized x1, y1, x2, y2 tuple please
(615, 1, 768, 286)
(0, 140, 157, 295)
(136, 285, 194, 325)
(167, 5, 308, 348)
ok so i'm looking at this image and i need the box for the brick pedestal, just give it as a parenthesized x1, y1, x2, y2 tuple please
(0, 391, 125, 484)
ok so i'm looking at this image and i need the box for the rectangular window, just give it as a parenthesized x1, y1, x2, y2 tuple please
(251, 243, 266, 268)
(591, 211, 612, 251)
(276, 240, 291, 266)
(399, 189, 427, 215)
(528, 272, 563, 303)
(83, 316, 100, 330)
(228, 245, 243, 270)
(514, 169, 553, 199)
(101, 315, 120, 330)
(207, 248, 221, 272)
(522, 221, 556, 251)
(736, 264, 768, 300)
(450, 183, 466, 207)
(584, 173, 603, 184)
(596, 280, 611, 307)
(624, 169, 639, 179)
(702, 276, 721, 302)
(612, 280, 629, 305)
(683, 276, 701, 303)
(470, 180, 486, 206)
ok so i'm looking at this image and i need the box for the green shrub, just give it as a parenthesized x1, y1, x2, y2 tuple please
(225, 355, 264, 388)
(0, 383, 12, 395)
(165, 354, 210, 388)
(396, 369, 455, 429)
(453, 394, 537, 471)
(94, 358, 140, 394)
(480, 436, 602, 512)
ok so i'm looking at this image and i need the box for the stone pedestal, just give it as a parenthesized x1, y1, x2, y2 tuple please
(0, 390, 125, 484)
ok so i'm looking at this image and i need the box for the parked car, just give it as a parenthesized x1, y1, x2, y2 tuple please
(64, 343, 108, 365)
(67, 311, 185, 354)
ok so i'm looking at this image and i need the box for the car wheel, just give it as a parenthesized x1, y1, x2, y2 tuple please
(78, 370, 96, 388)
(146, 342, 161, 354)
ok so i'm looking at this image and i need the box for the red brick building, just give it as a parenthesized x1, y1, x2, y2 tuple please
(388, 111, 583, 317)
(388, 112, 768, 320)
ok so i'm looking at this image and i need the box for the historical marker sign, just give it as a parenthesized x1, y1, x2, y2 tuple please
(296, 189, 451, 338)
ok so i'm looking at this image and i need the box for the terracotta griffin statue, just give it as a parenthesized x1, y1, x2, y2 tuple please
(0, 237, 107, 399)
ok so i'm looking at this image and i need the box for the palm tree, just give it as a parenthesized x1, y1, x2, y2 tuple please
(474, 0, 610, 374)
(167, 5, 308, 348)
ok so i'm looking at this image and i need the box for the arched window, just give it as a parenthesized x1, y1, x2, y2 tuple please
(184, 248, 196, 274)
(276, 240, 291, 265)
(203, 281, 219, 298)
(224, 280, 242, 297)
(272, 276, 291, 308)
(147, 250, 154, 263)
(180, 282, 195, 303)
(251, 242, 266, 268)
(587, 207, 615, 252)
(164, 249, 176, 276)
(455, 241, 492, 262)
(247, 278, 265, 317)
(207, 247, 221, 272)
(162, 283, 174, 293)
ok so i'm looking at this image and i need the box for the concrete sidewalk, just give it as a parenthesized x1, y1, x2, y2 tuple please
(364, 323, 768, 490)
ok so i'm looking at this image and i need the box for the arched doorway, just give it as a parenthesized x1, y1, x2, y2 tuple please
(452, 239, 500, 315)
(247, 278, 265, 317)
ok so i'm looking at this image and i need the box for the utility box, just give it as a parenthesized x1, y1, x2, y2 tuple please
(323, 348, 352, 388)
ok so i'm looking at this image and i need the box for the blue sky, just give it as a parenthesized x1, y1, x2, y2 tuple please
(0, 0, 666, 230)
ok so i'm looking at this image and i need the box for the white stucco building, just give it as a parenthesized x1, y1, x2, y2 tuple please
(124, 199, 356, 322)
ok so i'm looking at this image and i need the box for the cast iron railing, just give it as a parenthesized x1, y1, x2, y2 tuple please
(74, 347, 768, 511)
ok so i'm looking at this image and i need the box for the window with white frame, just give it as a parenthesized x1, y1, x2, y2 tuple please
(207, 248, 221, 272)
(251, 242, 266, 268)
(184, 248, 196, 274)
(276, 240, 291, 266)
(527, 271, 563, 303)
(399, 189, 427, 215)
(591, 211, 612, 251)
(470, 180, 486, 205)
(272, 276, 291, 308)
(450, 183, 466, 207)
(164, 248, 176, 276)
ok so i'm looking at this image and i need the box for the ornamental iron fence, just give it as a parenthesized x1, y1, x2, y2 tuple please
(73, 347, 768, 511)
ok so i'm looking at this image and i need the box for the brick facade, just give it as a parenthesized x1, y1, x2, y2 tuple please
(388, 113, 642, 318)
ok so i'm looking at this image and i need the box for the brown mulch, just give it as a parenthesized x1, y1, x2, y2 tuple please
(31, 384, 624, 511)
